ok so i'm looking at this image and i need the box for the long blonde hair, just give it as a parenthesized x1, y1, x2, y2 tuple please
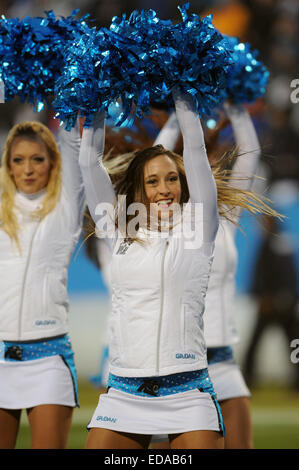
(0, 121, 62, 247)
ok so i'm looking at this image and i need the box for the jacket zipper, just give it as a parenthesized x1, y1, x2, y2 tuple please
(156, 239, 169, 374)
(18, 222, 40, 339)
(220, 227, 228, 344)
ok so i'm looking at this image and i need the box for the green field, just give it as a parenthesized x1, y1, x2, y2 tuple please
(15, 381, 299, 449)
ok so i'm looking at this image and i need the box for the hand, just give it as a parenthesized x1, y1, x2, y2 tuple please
(172, 87, 196, 112)
(223, 100, 245, 116)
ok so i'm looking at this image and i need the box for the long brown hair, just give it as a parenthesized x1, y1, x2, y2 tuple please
(109, 144, 278, 239)
(82, 115, 164, 267)
(83, 110, 280, 259)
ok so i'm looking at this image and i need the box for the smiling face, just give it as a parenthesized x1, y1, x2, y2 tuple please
(9, 136, 52, 194)
(143, 154, 182, 218)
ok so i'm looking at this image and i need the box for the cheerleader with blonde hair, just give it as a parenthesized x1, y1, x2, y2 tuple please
(0, 118, 84, 449)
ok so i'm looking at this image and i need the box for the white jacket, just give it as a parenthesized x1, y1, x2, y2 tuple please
(107, 226, 214, 377)
(0, 123, 85, 341)
(203, 217, 239, 346)
(155, 104, 261, 347)
(80, 92, 219, 377)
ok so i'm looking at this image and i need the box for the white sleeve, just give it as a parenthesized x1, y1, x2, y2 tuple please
(96, 237, 112, 291)
(153, 111, 180, 150)
(225, 103, 261, 191)
(79, 112, 116, 241)
(58, 119, 85, 231)
(225, 102, 261, 224)
(173, 90, 219, 250)
(0, 80, 4, 103)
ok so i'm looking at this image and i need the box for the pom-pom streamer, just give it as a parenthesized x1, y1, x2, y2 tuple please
(0, 10, 90, 111)
(222, 36, 269, 104)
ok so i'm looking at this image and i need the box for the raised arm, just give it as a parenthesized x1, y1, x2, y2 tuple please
(0, 80, 4, 103)
(225, 102, 261, 191)
(225, 102, 261, 225)
(173, 89, 219, 249)
(79, 112, 116, 236)
(153, 111, 180, 150)
(58, 118, 85, 230)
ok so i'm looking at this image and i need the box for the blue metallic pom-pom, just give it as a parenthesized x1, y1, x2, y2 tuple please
(53, 23, 152, 129)
(53, 3, 234, 129)
(0, 10, 90, 111)
(222, 36, 269, 104)
(109, 3, 233, 117)
(53, 7, 178, 128)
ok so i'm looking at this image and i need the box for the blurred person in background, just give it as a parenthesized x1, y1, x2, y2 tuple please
(244, 214, 299, 391)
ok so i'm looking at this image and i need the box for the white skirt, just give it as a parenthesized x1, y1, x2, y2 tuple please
(87, 387, 224, 436)
(208, 360, 250, 402)
(0, 355, 77, 409)
(151, 359, 250, 443)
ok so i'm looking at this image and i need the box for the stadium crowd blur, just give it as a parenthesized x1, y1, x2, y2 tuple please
(1, 0, 299, 388)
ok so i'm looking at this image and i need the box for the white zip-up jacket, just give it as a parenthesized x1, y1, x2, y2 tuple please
(0, 122, 85, 341)
(79, 91, 219, 377)
(155, 104, 261, 347)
